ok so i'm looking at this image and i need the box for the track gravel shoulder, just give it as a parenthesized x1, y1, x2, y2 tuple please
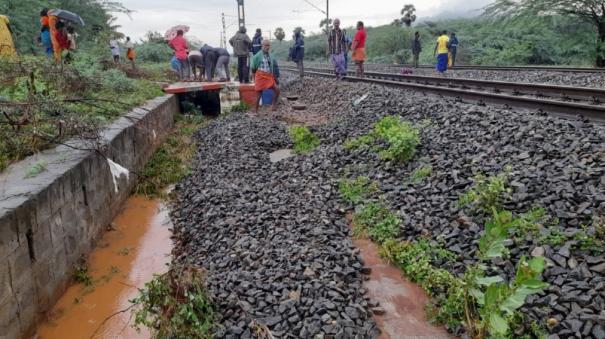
(171, 75, 605, 338)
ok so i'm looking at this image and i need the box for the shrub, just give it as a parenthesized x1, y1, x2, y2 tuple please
(353, 202, 401, 243)
(288, 126, 320, 154)
(338, 176, 379, 204)
(410, 165, 433, 184)
(459, 170, 512, 214)
(132, 267, 215, 339)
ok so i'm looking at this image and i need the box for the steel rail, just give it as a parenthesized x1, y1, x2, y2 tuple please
(283, 67, 605, 123)
(305, 62, 605, 73)
(297, 67, 605, 103)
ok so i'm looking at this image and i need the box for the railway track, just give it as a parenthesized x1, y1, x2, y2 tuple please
(306, 62, 605, 73)
(283, 67, 605, 123)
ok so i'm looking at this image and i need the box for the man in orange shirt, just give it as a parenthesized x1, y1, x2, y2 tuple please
(351, 21, 367, 78)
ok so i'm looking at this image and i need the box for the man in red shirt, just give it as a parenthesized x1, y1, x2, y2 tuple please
(351, 21, 367, 78)
(54, 21, 69, 62)
(169, 30, 190, 80)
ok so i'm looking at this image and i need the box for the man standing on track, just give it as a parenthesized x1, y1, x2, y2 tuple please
(412, 31, 422, 68)
(434, 30, 449, 76)
(230, 26, 252, 83)
(251, 40, 280, 112)
(328, 18, 348, 80)
(449, 32, 459, 67)
(351, 21, 367, 78)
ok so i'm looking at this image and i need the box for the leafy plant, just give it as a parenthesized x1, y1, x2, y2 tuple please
(539, 227, 567, 247)
(135, 114, 207, 197)
(132, 266, 215, 339)
(463, 209, 549, 338)
(73, 265, 93, 286)
(24, 160, 47, 178)
(353, 202, 401, 243)
(338, 176, 379, 204)
(410, 165, 433, 184)
(573, 224, 605, 255)
(344, 134, 375, 150)
(230, 102, 251, 113)
(459, 170, 512, 213)
(288, 126, 320, 154)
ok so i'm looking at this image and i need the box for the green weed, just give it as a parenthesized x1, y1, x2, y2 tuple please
(73, 265, 93, 286)
(353, 202, 401, 243)
(410, 165, 433, 184)
(540, 227, 567, 247)
(230, 102, 251, 113)
(343, 116, 420, 163)
(288, 126, 320, 154)
(459, 170, 512, 214)
(338, 176, 379, 204)
(134, 114, 207, 197)
(344, 134, 375, 150)
(132, 266, 215, 338)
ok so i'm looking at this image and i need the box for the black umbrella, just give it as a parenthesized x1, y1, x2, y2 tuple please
(48, 9, 85, 26)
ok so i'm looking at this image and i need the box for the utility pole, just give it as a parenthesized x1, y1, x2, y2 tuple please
(237, 0, 246, 28)
(326, 0, 329, 35)
(221, 13, 227, 48)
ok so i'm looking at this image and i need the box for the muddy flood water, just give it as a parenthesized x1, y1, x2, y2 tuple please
(353, 237, 452, 339)
(36, 197, 172, 339)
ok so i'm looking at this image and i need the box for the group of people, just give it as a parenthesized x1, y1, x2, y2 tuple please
(109, 37, 136, 67)
(167, 27, 281, 112)
(327, 19, 367, 79)
(166, 30, 233, 82)
(412, 30, 459, 74)
(39, 8, 78, 62)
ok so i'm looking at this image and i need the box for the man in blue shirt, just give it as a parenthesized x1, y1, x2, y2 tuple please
(251, 28, 263, 55)
(449, 33, 459, 67)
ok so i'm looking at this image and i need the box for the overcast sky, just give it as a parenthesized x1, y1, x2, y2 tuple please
(114, 0, 491, 47)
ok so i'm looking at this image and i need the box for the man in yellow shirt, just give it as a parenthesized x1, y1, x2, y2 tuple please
(434, 30, 449, 75)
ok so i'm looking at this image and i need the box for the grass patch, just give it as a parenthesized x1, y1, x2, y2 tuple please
(410, 165, 433, 185)
(134, 114, 207, 197)
(288, 125, 320, 154)
(459, 170, 512, 214)
(230, 102, 251, 113)
(132, 266, 215, 338)
(338, 176, 379, 204)
(352, 202, 401, 243)
(343, 116, 420, 163)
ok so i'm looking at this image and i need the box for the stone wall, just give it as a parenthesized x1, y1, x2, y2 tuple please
(0, 95, 179, 339)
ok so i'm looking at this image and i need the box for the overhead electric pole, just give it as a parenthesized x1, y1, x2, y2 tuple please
(326, 0, 329, 35)
(221, 13, 227, 48)
(237, 0, 246, 28)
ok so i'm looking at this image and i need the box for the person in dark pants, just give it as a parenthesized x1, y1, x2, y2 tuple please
(412, 31, 422, 68)
(449, 32, 459, 67)
(291, 29, 305, 78)
(214, 47, 231, 81)
(251, 28, 263, 55)
(201, 43, 218, 81)
(229, 26, 252, 83)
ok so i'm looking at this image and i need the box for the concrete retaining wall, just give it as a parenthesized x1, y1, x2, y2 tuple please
(0, 95, 179, 339)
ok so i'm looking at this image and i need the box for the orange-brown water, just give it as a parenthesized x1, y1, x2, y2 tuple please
(353, 237, 452, 339)
(36, 196, 172, 339)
